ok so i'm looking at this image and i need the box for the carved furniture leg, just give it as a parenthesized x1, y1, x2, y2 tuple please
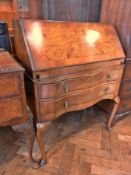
(12, 108, 40, 169)
(107, 96, 120, 131)
(36, 122, 50, 167)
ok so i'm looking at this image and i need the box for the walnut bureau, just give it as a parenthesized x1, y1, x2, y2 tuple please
(13, 19, 125, 166)
(0, 50, 39, 169)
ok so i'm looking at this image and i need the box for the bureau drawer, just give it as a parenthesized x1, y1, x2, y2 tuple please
(0, 98, 23, 123)
(38, 69, 122, 99)
(36, 59, 124, 82)
(39, 83, 118, 120)
(0, 75, 20, 97)
(120, 81, 131, 97)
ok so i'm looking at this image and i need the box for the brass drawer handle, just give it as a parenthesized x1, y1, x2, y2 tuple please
(107, 74, 111, 81)
(64, 101, 69, 109)
(104, 87, 110, 95)
(64, 84, 69, 93)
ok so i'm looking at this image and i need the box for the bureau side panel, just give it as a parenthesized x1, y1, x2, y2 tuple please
(0, 72, 28, 126)
(13, 20, 32, 70)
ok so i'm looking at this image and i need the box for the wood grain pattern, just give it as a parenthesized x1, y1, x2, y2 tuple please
(0, 98, 23, 123)
(17, 0, 101, 22)
(99, 0, 131, 119)
(0, 51, 26, 126)
(0, 51, 40, 168)
(43, 0, 101, 22)
(14, 20, 125, 71)
(29, 0, 43, 19)
(14, 19, 125, 166)
(38, 69, 123, 99)
(0, 0, 19, 34)
(0, 75, 19, 97)
(39, 83, 120, 121)
(100, 0, 131, 55)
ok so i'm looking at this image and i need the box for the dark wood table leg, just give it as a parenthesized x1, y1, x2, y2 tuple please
(36, 122, 50, 167)
(107, 96, 120, 131)
(12, 108, 40, 169)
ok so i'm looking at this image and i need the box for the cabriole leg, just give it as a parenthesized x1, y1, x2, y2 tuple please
(12, 108, 40, 169)
(36, 122, 50, 167)
(107, 96, 120, 131)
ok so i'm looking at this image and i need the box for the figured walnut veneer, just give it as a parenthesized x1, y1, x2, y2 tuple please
(13, 19, 125, 166)
(0, 51, 39, 169)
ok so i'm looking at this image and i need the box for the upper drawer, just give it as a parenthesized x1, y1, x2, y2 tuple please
(0, 98, 23, 124)
(0, 75, 20, 98)
(35, 59, 124, 82)
(38, 69, 123, 99)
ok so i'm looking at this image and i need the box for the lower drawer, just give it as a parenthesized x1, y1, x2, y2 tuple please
(39, 83, 119, 120)
(0, 98, 23, 123)
(0, 75, 19, 97)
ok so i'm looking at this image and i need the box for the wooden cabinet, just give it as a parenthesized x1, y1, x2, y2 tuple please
(13, 19, 125, 166)
(0, 0, 44, 55)
(99, 0, 131, 122)
(0, 50, 26, 126)
(0, 50, 39, 169)
(0, 0, 18, 35)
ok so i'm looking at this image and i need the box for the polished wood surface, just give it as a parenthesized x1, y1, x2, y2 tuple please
(99, 0, 131, 120)
(29, 0, 43, 19)
(0, 50, 22, 73)
(0, 51, 26, 125)
(1, 109, 131, 174)
(0, 51, 39, 168)
(38, 69, 122, 99)
(13, 19, 125, 166)
(39, 82, 121, 121)
(16, 20, 124, 71)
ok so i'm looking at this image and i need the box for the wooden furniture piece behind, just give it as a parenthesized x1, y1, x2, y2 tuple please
(0, 50, 39, 169)
(18, 0, 43, 19)
(99, 0, 131, 122)
(0, 0, 44, 33)
(13, 19, 125, 166)
(0, 0, 18, 35)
